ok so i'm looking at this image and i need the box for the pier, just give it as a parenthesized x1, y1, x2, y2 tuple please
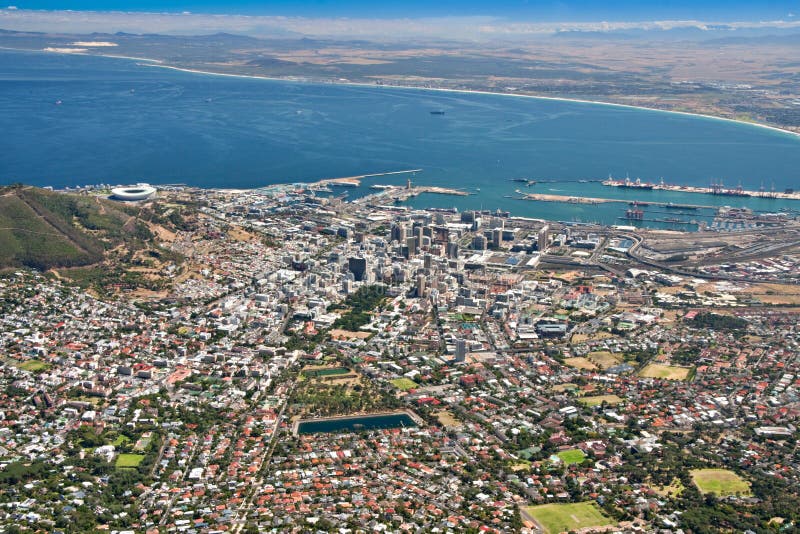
(314, 168, 423, 187)
(519, 191, 716, 210)
(601, 181, 800, 202)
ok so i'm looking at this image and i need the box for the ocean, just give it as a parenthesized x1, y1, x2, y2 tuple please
(2, 48, 799, 226)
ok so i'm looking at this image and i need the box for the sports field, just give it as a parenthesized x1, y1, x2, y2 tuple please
(303, 367, 350, 377)
(521, 502, 615, 534)
(639, 363, 692, 380)
(557, 449, 587, 465)
(17, 360, 51, 372)
(391, 378, 419, 391)
(115, 454, 145, 468)
(690, 469, 751, 497)
(579, 394, 623, 407)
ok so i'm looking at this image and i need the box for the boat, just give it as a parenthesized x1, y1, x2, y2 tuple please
(664, 203, 698, 210)
(604, 176, 655, 190)
(55, 100, 62, 105)
(657, 217, 690, 224)
(330, 181, 358, 187)
(430, 110, 445, 115)
(710, 180, 751, 197)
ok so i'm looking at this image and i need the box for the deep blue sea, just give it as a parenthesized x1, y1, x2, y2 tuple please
(2, 48, 800, 226)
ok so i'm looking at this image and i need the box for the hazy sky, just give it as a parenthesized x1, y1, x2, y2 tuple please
(2, 2, 799, 41)
(5, 1, 800, 21)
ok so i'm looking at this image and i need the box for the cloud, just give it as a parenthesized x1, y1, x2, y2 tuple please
(0, 8, 799, 41)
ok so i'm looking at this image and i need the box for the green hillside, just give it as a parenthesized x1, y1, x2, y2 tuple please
(0, 185, 154, 271)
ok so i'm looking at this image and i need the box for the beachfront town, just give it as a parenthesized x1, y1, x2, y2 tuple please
(1, 183, 799, 534)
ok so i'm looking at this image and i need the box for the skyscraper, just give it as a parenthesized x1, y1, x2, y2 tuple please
(455, 338, 467, 362)
(538, 225, 550, 252)
(348, 256, 368, 281)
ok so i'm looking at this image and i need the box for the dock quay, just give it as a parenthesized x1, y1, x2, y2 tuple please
(313, 168, 423, 187)
(519, 191, 716, 210)
(601, 181, 800, 201)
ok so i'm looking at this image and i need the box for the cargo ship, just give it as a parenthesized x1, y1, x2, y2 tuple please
(430, 110, 446, 115)
(603, 175, 655, 190)
(664, 203, 698, 210)
(710, 180, 751, 197)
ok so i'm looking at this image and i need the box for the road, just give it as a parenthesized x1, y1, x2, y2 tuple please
(229, 380, 296, 534)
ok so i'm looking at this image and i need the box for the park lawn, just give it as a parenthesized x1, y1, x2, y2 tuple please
(434, 410, 462, 429)
(652, 478, 685, 498)
(557, 449, 587, 465)
(579, 394, 623, 407)
(586, 351, 622, 369)
(571, 331, 614, 344)
(522, 502, 615, 534)
(391, 378, 419, 391)
(563, 357, 598, 371)
(17, 360, 51, 372)
(639, 363, 692, 381)
(551, 383, 579, 393)
(691, 469, 752, 497)
(115, 454, 145, 468)
(111, 435, 131, 447)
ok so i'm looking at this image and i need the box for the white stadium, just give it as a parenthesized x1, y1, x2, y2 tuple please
(111, 184, 157, 201)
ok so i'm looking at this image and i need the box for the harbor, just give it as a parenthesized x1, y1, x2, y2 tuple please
(518, 191, 717, 210)
(601, 177, 800, 201)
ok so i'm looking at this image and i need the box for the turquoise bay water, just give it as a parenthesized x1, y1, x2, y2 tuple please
(2, 49, 799, 226)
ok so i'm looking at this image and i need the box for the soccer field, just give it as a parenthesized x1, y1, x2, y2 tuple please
(691, 469, 751, 497)
(579, 394, 623, 407)
(391, 378, 419, 390)
(115, 454, 145, 468)
(639, 363, 692, 380)
(521, 502, 615, 534)
(557, 449, 587, 465)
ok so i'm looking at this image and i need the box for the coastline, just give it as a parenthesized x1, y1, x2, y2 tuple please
(147, 63, 800, 141)
(3, 45, 799, 141)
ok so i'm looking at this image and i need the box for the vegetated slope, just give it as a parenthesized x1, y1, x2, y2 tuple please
(0, 185, 154, 270)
